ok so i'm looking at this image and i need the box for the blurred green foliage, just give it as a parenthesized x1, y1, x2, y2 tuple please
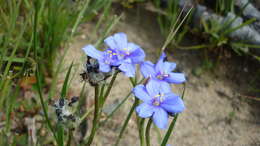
(151, 0, 260, 62)
(0, 0, 114, 145)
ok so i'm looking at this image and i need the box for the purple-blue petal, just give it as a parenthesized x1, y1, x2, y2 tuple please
(98, 62, 111, 72)
(160, 52, 167, 60)
(155, 52, 166, 73)
(127, 42, 139, 52)
(161, 94, 185, 114)
(136, 103, 155, 118)
(152, 108, 168, 129)
(104, 36, 117, 50)
(155, 57, 164, 73)
(146, 79, 160, 97)
(140, 61, 156, 78)
(132, 85, 152, 103)
(129, 47, 145, 64)
(113, 32, 128, 49)
(159, 81, 171, 93)
(163, 61, 176, 73)
(165, 73, 186, 84)
(118, 61, 136, 77)
(82, 45, 103, 60)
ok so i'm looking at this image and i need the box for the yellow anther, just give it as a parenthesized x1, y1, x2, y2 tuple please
(154, 94, 160, 98)
(113, 53, 117, 55)
(107, 50, 112, 53)
(157, 75, 163, 80)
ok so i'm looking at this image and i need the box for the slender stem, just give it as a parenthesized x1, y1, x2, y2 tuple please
(129, 77, 135, 86)
(130, 76, 145, 146)
(114, 98, 139, 146)
(100, 91, 132, 127)
(36, 66, 57, 141)
(161, 115, 179, 146)
(79, 106, 94, 123)
(99, 84, 105, 101)
(138, 118, 145, 146)
(86, 85, 99, 146)
(145, 118, 153, 146)
(101, 77, 145, 126)
(161, 84, 186, 146)
(101, 71, 118, 106)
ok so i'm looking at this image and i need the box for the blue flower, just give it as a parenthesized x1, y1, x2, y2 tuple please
(82, 45, 121, 72)
(133, 80, 185, 129)
(140, 52, 185, 90)
(104, 32, 145, 77)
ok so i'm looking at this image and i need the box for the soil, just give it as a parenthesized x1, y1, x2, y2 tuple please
(60, 6, 260, 146)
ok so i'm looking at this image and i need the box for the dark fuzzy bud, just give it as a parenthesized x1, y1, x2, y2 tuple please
(68, 96, 79, 106)
(81, 56, 117, 86)
(59, 98, 65, 107)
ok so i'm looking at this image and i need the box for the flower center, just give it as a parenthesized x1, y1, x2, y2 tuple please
(156, 72, 169, 80)
(152, 93, 165, 106)
(104, 49, 118, 64)
(107, 50, 117, 58)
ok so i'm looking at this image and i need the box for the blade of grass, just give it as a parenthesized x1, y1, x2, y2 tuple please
(70, 0, 90, 37)
(223, 18, 256, 35)
(162, 7, 193, 52)
(35, 65, 58, 142)
(57, 123, 64, 146)
(145, 118, 153, 146)
(61, 62, 74, 98)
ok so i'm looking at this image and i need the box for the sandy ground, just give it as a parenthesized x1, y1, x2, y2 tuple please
(60, 7, 260, 146)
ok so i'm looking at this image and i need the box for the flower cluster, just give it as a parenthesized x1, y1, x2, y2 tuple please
(82, 32, 185, 129)
(82, 32, 145, 78)
(134, 53, 186, 129)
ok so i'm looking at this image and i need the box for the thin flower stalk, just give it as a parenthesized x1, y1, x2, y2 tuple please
(114, 97, 139, 146)
(145, 118, 153, 146)
(138, 118, 145, 146)
(86, 85, 100, 146)
(161, 84, 186, 146)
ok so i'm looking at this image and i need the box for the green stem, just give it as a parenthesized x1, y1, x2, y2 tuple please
(138, 118, 145, 146)
(86, 85, 99, 146)
(100, 71, 118, 107)
(145, 118, 153, 146)
(114, 98, 139, 146)
(161, 84, 186, 146)
(100, 91, 132, 127)
(100, 77, 145, 126)
(161, 115, 179, 146)
(129, 77, 136, 86)
(130, 76, 145, 146)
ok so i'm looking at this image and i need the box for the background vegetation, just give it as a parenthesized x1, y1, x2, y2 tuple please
(0, 0, 259, 145)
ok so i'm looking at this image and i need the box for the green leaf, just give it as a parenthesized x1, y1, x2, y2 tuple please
(61, 62, 74, 98)
(57, 123, 64, 146)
